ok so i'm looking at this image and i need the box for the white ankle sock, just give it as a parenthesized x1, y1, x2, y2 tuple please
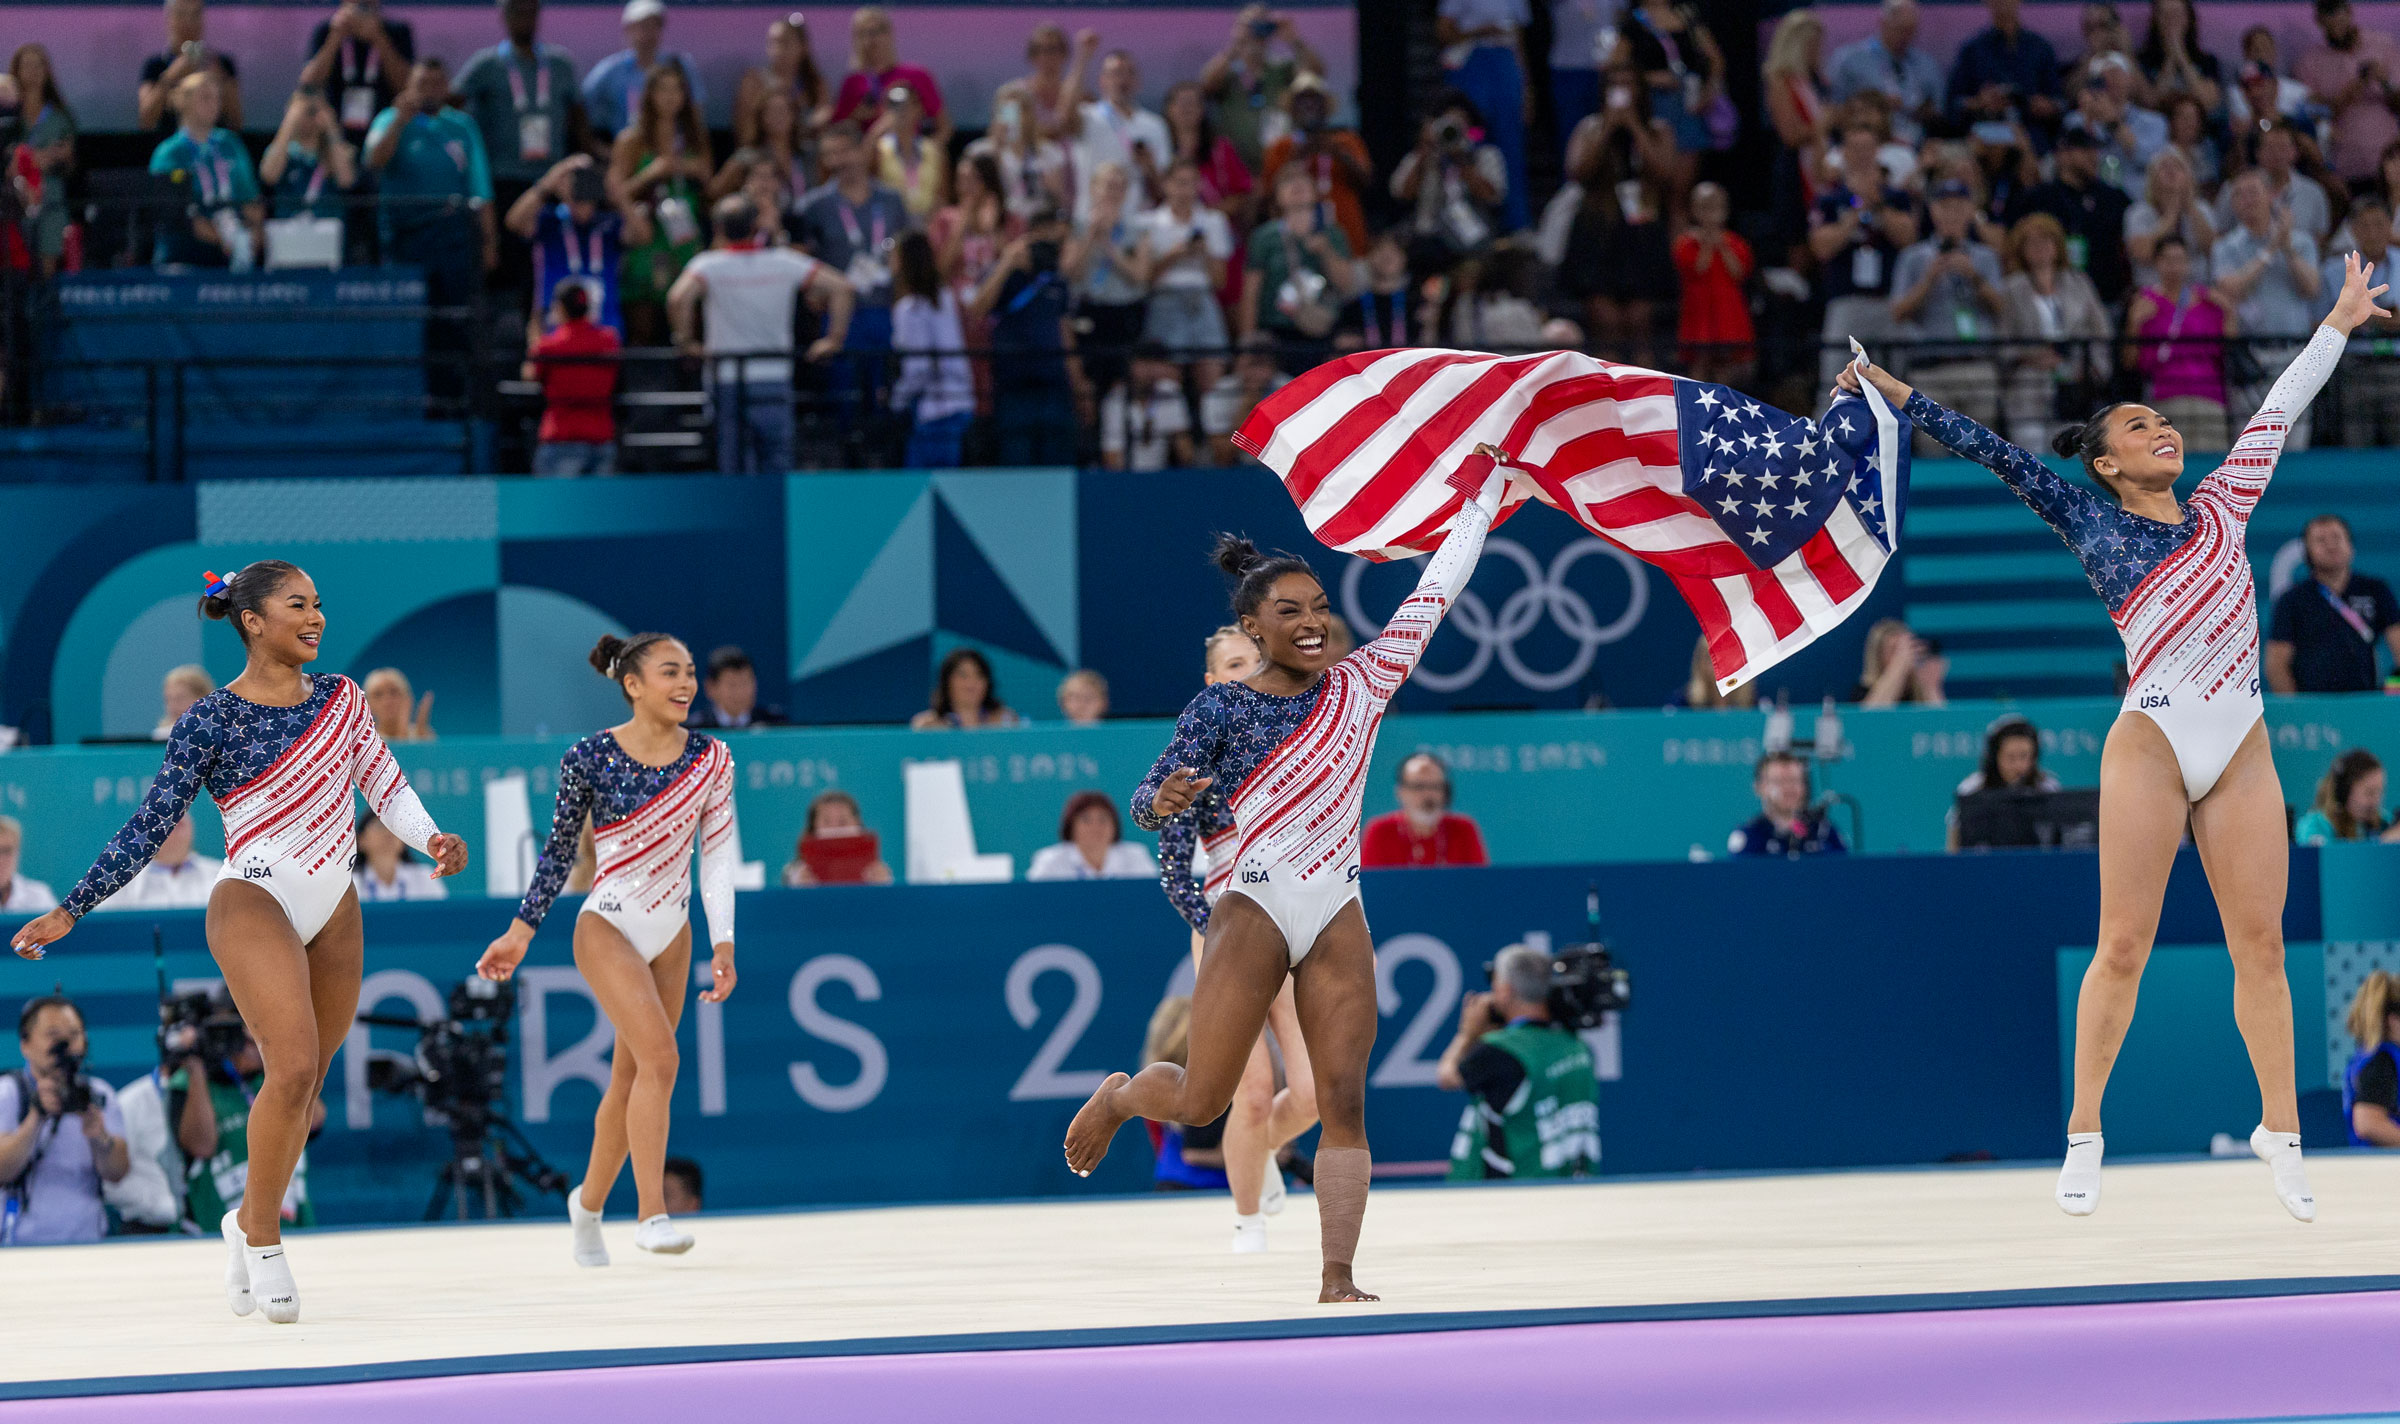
(569, 1184, 609, 1267)
(243, 1238, 300, 1324)
(1230, 1212, 1267, 1254)
(2056, 1132, 2104, 1217)
(220, 1211, 255, 1317)
(2249, 1124, 2316, 1222)
(1260, 1158, 1287, 1217)
(634, 1212, 694, 1254)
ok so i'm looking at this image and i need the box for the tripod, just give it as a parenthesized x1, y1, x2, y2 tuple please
(424, 1107, 568, 1222)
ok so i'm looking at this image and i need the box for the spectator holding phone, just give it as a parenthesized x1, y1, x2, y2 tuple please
(260, 87, 357, 228)
(1200, 5, 1325, 170)
(1134, 159, 1233, 389)
(2297, 0, 2400, 186)
(1392, 89, 1508, 269)
(1256, 73, 1370, 257)
(2124, 233, 2231, 451)
(138, 0, 242, 134)
(1828, 0, 1943, 145)
(301, 0, 412, 142)
(1807, 118, 1917, 397)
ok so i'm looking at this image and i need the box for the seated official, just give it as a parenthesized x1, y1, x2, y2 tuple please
(1947, 714, 2063, 849)
(689, 645, 788, 729)
(781, 790, 893, 886)
(2267, 514, 2400, 694)
(2343, 970, 2400, 1146)
(0, 995, 131, 1245)
(1361, 753, 1489, 868)
(1437, 945, 1599, 1181)
(1027, 790, 1159, 881)
(1729, 752, 1847, 857)
(2295, 749, 2400, 846)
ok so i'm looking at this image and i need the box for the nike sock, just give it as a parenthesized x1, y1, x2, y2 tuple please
(1231, 1211, 1267, 1254)
(2056, 1132, 2103, 1217)
(243, 1238, 300, 1324)
(2250, 1124, 2316, 1222)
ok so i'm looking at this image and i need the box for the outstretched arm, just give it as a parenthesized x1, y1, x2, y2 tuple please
(57, 717, 215, 920)
(1838, 353, 2105, 546)
(1353, 462, 1508, 696)
(1131, 693, 1229, 834)
(2205, 256, 2386, 518)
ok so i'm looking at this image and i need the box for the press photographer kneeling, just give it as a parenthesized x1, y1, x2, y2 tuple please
(1438, 945, 1601, 1181)
(172, 994, 318, 1230)
(1, 995, 131, 1245)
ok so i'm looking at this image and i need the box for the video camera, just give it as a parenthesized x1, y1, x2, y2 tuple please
(361, 976, 519, 1130)
(1483, 884, 1632, 1031)
(157, 987, 247, 1070)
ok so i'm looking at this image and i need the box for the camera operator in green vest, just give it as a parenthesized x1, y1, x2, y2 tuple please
(1439, 944, 1600, 1181)
(170, 994, 318, 1230)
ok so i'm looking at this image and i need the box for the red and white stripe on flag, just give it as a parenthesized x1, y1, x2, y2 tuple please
(1232, 347, 1906, 693)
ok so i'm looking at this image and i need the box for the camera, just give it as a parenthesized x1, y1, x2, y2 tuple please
(47, 1041, 93, 1117)
(1433, 116, 1468, 150)
(360, 976, 566, 1219)
(158, 987, 247, 1069)
(1481, 885, 1633, 1032)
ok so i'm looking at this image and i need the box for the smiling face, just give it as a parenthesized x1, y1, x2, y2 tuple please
(2093, 404, 2185, 493)
(240, 570, 324, 666)
(1242, 571, 1333, 674)
(623, 638, 697, 723)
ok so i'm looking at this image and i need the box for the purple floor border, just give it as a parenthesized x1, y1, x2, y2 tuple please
(19, 1290, 2400, 1424)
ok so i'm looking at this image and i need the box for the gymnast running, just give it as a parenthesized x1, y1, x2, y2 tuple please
(1839, 252, 2392, 1221)
(477, 633, 738, 1264)
(1066, 458, 1509, 1302)
(1154, 625, 1319, 1253)
(10, 561, 468, 1323)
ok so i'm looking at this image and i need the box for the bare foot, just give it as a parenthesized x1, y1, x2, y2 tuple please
(1319, 1266, 1379, 1303)
(1063, 1071, 1132, 1176)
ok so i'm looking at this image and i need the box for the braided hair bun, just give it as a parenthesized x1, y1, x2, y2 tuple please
(1210, 533, 1318, 617)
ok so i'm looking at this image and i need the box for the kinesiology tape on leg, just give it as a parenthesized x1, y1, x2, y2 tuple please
(1315, 1146, 1371, 1267)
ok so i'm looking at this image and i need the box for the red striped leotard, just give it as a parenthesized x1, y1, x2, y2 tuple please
(518, 731, 738, 961)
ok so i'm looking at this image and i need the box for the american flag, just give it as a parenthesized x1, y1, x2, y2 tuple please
(1231, 349, 1911, 692)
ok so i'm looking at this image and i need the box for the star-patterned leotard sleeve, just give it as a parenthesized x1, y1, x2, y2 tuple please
(1153, 785, 1228, 931)
(515, 749, 598, 929)
(1131, 687, 1237, 835)
(58, 709, 220, 918)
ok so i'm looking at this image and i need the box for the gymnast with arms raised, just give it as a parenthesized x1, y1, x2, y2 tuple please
(1065, 454, 1510, 1303)
(1839, 252, 2392, 1220)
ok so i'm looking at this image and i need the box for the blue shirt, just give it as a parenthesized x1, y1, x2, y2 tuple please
(793, 181, 911, 303)
(268, 141, 348, 221)
(581, 50, 706, 138)
(1945, 26, 2060, 124)
(1827, 36, 1945, 139)
(534, 204, 626, 334)
(365, 105, 493, 234)
(1727, 811, 1847, 857)
(148, 127, 259, 267)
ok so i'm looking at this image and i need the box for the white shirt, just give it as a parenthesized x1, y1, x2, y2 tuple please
(1099, 380, 1191, 471)
(683, 245, 822, 384)
(94, 855, 222, 911)
(1136, 205, 1234, 292)
(1026, 841, 1160, 881)
(891, 288, 976, 422)
(1072, 100, 1170, 221)
(103, 1070, 184, 1229)
(0, 876, 57, 913)
(353, 861, 449, 902)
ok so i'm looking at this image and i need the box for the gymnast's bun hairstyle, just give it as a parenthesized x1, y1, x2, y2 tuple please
(197, 560, 304, 644)
(1212, 534, 1319, 617)
(590, 632, 679, 700)
(2049, 403, 2133, 499)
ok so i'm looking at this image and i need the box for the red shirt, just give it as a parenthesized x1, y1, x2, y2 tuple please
(532, 318, 620, 444)
(1360, 811, 1489, 869)
(1672, 229, 1755, 348)
(832, 65, 946, 127)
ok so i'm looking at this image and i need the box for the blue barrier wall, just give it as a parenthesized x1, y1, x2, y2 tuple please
(2, 848, 2347, 1225)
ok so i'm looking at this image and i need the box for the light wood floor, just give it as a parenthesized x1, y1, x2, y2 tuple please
(13, 1156, 2400, 1388)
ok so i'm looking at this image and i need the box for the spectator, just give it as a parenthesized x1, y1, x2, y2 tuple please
(794, 122, 908, 385)
(2268, 514, 2400, 693)
(363, 665, 435, 741)
(1335, 230, 1431, 352)
(2365, 139, 2400, 219)
(1135, 161, 1233, 386)
(1011, 23, 1087, 148)
(1763, 9, 1832, 226)
(910, 647, 1023, 729)
(2018, 127, 2132, 305)
(662, 1156, 703, 1214)
(1162, 79, 1253, 243)
(0, 816, 55, 913)
(2214, 169, 2324, 440)
(928, 150, 1011, 301)
(691, 645, 787, 729)
(1063, 161, 1148, 399)
(969, 204, 1079, 464)
(452, 0, 590, 212)
(1945, 0, 2061, 136)
(169, 1010, 316, 1229)
(1056, 669, 1108, 724)
(1828, 0, 1943, 145)
(1442, 245, 1549, 350)
(733, 15, 824, 155)
(2158, 92, 2220, 194)
(673, 193, 854, 476)
(610, 64, 711, 346)
(1242, 163, 1353, 372)
(2125, 145, 2214, 291)
(1067, 48, 1170, 220)
(2342, 969, 2400, 1145)
(2057, 1, 2133, 96)
(0, 996, 129, 1245)
(2125, 233, 2232, 451)
(1200, 5, 1324, 171)
(1434, 0, 1531, 233)
(300, 0, 412, 144)
(1256, 73, 1372, 258)
(1362, 752, 1490, 868)
(156, 664, 214, 739)
(713, 87, 811, 212)
(138, 0, 242, 135)
(511, 155, 633, 338)
(2296, 749, 2400, 845)
(526, 282, 620, 476)
(96, 813, 220, 909)
(871, 78, 945, 220)
(1436, 945, 1600, 1180)
(259, 88, 357, 235)
(2234, 27, 2320, 124)
(353, 813, 447, 900)
(1202, 332, 1289, 461)
(150, 72, 263, 270)
(2061, 67, 2163, 195)
(1807, 118, 1917, 395)
(2000, 211, 2110, 448)
(1611, 0, 1723, 223)
(1854, 617, 1948, 706)
(973, 80, 1073, 223)
(781, 789, 893, 885)
(829, 6, 947, 143)
(2298, 0, 2400, 186)
(891, 230, 973, 468)
(1028, 790, 1158, 881)
(1679, 634, 1756, 709)
(366, 57, 497, 373)
(2319, 195, 2400, 446)
(2216, 121, 2332, 245)
(1890, 178, 2007, 440)
(2136, 0, 2221, 114)
(582, 0, 704, 142)
(1965, 116, 2041, 235)
(8, 46, 75, 274)
(1392, 89, 1509, 272)
(1558, 162, 1673, 363)
(1099, 339, 1194, 472)
(1673, 181, 1753, 384)
(1728, 751, 1847, 857)
(1947, 714, 2063, 847)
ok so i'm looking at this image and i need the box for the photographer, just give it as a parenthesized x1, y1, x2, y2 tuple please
(170, 1000, 319, 1231)
(1438, 946, 1600, 1180)
(1391, 90, 1508, 270)
(1, 996, 130, 1245)
(972, 200, 1082, 464)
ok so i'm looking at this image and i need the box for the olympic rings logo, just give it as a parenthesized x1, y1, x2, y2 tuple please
(1342, 537, 1651, 694)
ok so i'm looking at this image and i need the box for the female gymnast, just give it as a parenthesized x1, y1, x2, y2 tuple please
(10, 561, 468, 1323)
(477, 633, 738, 1264)
(1154, 624, 1320, 1253)
(1839, 252, 2391, 1220)
(1066, 459, 1509, 1302)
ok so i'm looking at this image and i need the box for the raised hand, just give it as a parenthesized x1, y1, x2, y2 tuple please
(1833, 350, 1913, 408)
(2327, 251, 2394, 335)
(1150, 767, 1214, 819)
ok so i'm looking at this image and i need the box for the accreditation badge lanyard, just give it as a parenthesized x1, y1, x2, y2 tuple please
(837, 199, 890, 288)
(555, 206, 605, 277)
(192, 143, 234, 208)
(302, 149, 329, 207)
(340, 40, 381, 131)
(2319, 581, 2378, 644)
(508, 46, 555, 162)
(1360, 289, 1404, 346)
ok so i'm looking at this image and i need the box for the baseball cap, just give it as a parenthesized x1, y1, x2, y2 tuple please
(622, 0, 664, 24)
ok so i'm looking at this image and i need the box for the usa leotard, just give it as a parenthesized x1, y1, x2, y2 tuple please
(60, 675, 442, 941)
(1134, 485, 1499, 961)
(517, 732, 737, 962)
(1908, 324, 2348, 801)
(1155, 784, 1235, 932)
